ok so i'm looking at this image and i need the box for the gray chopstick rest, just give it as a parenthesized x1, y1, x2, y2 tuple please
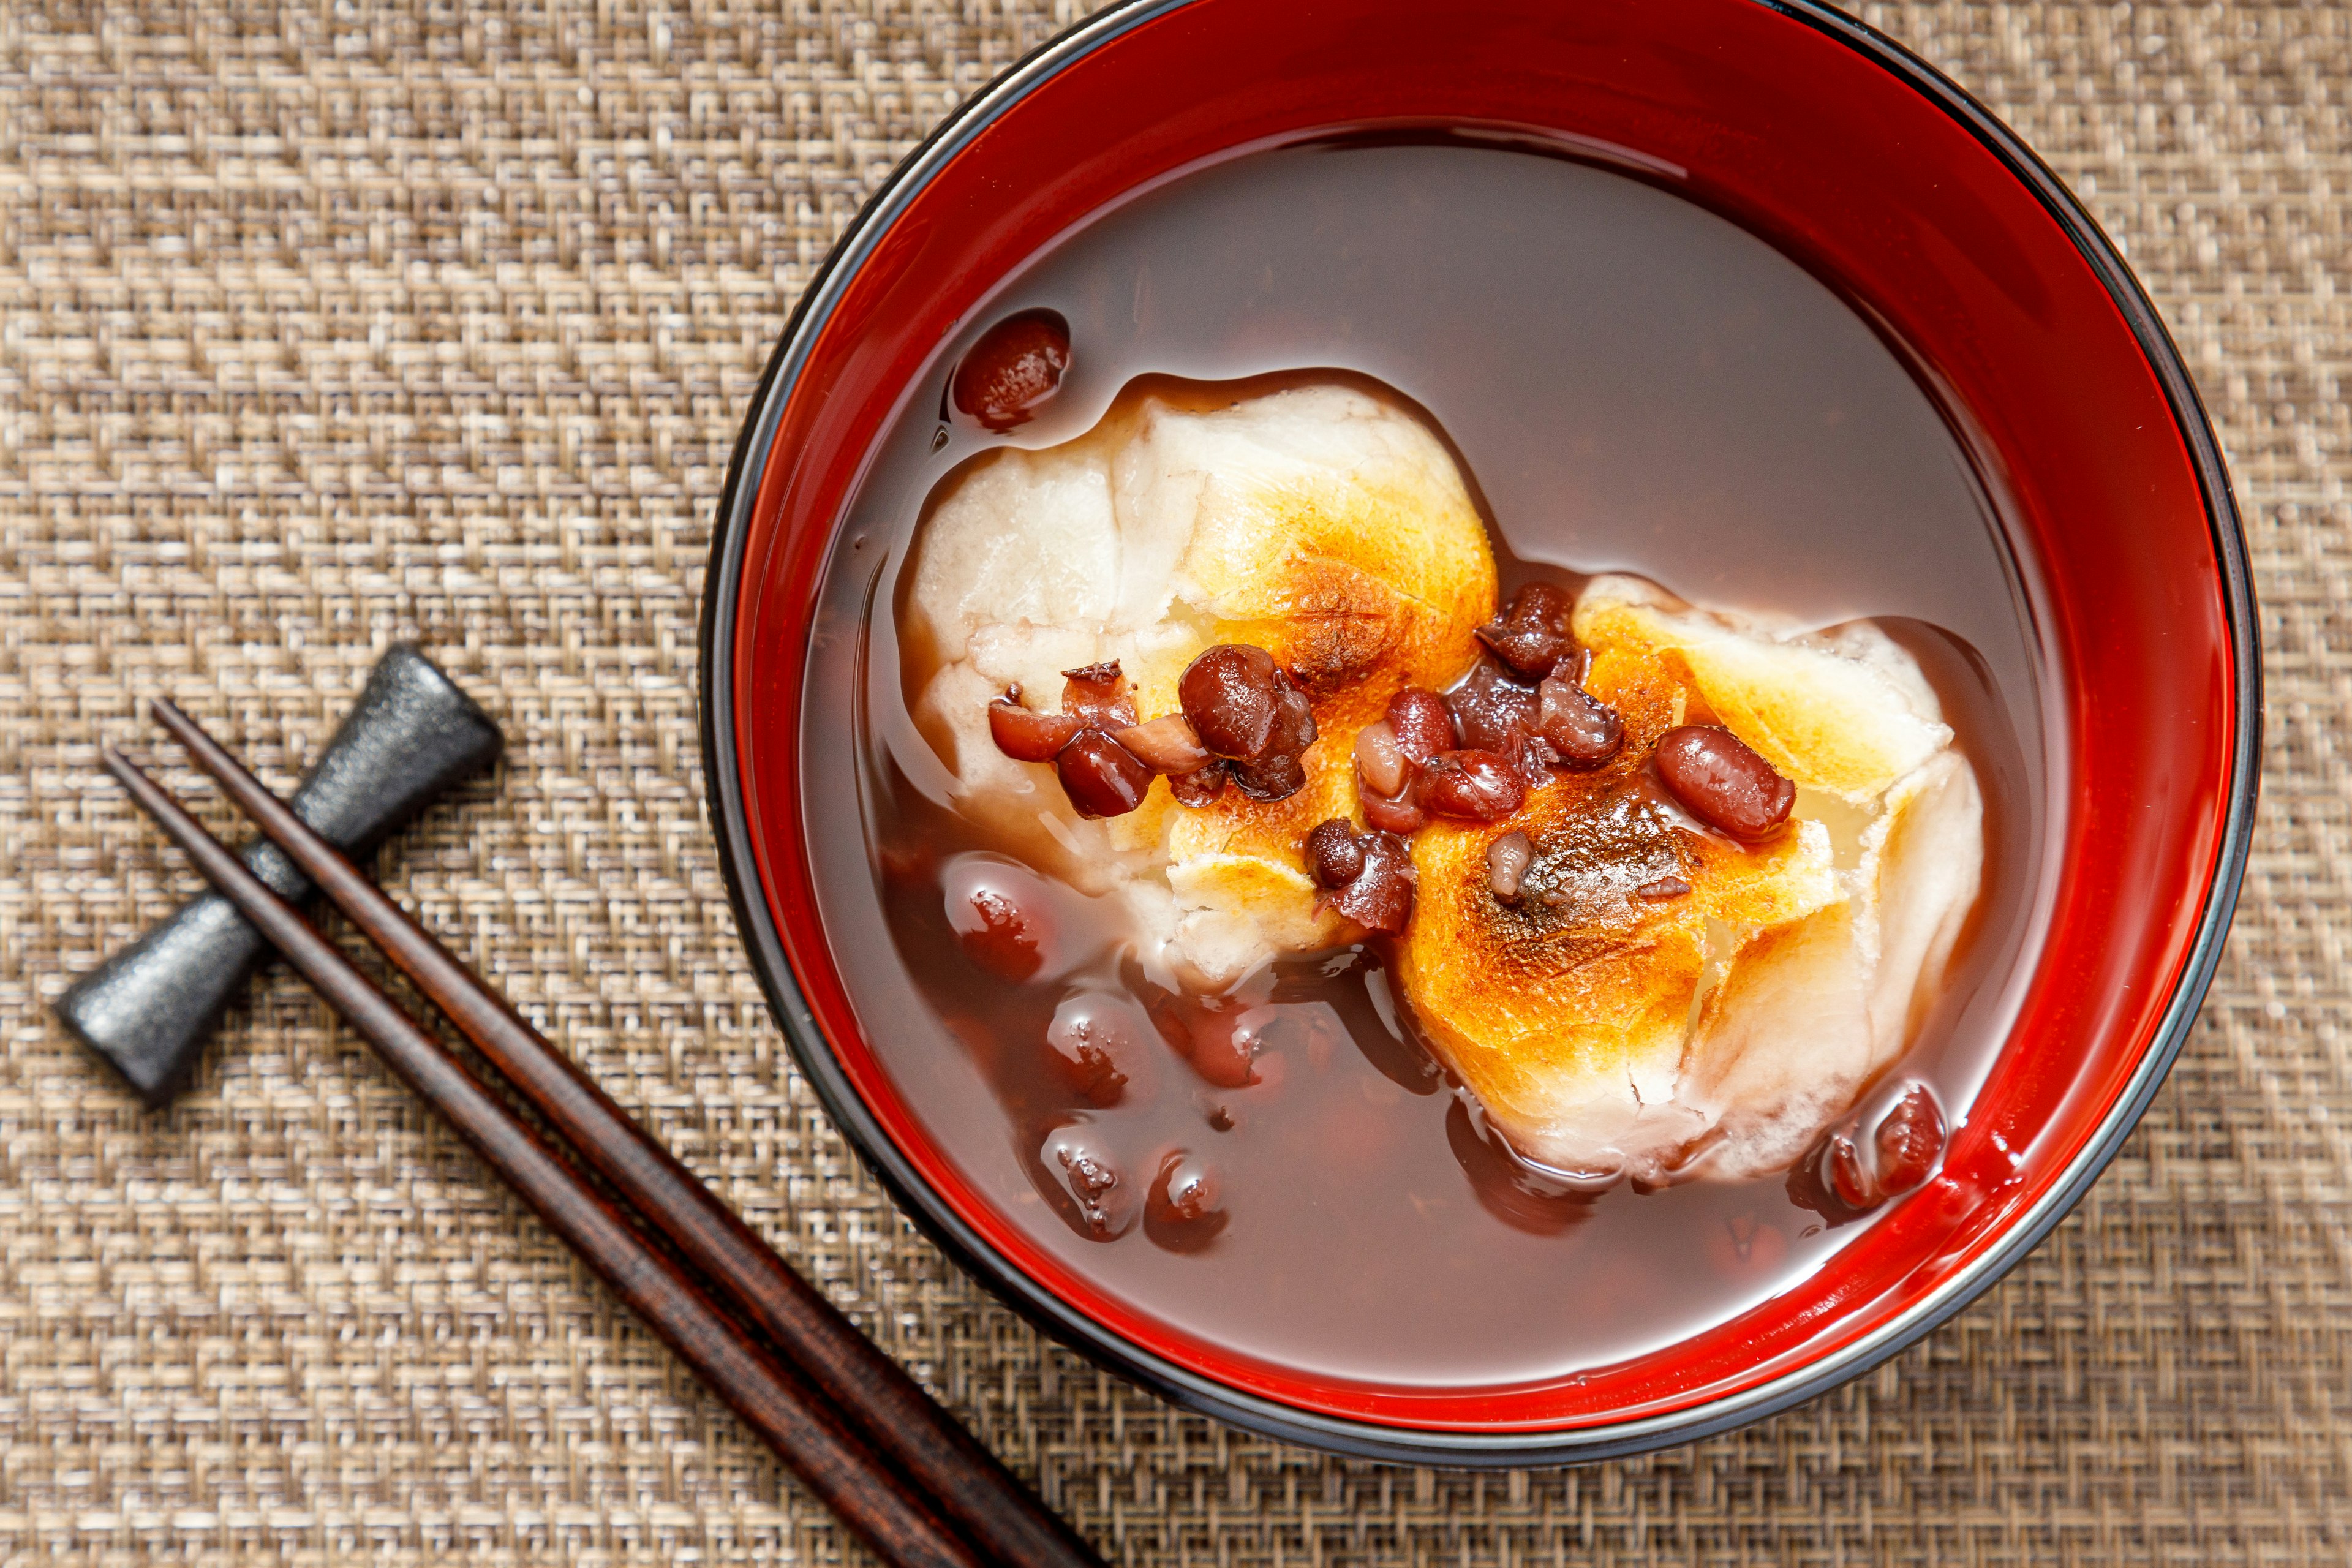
(58, 644, 505, 1106)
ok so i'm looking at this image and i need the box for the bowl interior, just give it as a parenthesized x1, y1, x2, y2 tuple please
(707, 0, 2251, 1452)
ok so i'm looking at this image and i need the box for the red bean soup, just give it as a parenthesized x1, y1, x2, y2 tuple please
(796, 140, 2053, 1387)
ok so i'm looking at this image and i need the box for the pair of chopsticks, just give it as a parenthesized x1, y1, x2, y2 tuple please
(104, 703, 1104, 1568)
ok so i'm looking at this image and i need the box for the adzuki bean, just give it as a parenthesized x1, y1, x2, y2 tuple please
(1055, 729, 1154, 818)
(1446, 657, 1540, 753)
(1305, 818, 1366, 888)
(1536, 673, 1624, 766)
(987, 696, 1083, 763)
(1145, 1151, 1229, 1253)
(1229, 751, 1308, 802)
(1037, 1118, 1134, 1238)
(1653, 725, 1796, 840)
(1167, 762, 1228, 807)
(1487, 830, 1533, 898)
(951, 309, 1071, 431)
(1354, 720, 1410, 799)
(1872, 1084, 1946, 1196)
(1329, 830, 1416, 932)
(1180, 1006, 1259, 1089)
(1302, 823, 1415, 934)
(1174, 644, 1319, 803)
(1044, 992, 1142, 1107)
(1148, 1152, 1223, 1226)
(1060, 660, 1137, 729)
(1178, 644, 1288, 760)
(1825, 1133, 1874, 1210)
(1385, 688, 1458, 766)
(1417, 750, 1527, 822)
(1358, 783, 1426, 836)
(1111, 713, 1213, 775)
(1475, 582, 1578, 679)
(1264, 683, 1317, 758)
(945, 867, 1051, 981)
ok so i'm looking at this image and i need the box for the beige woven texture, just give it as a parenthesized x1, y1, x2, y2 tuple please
(0, 1, 2342, 1562)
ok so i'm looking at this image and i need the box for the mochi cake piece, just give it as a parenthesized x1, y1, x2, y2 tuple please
(907, 382, 1496, 986)
(1398, 574, 1983, 1182)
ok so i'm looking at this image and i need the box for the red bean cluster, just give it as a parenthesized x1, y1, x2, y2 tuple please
(989, 643, 1321, 817)
(1348, 587, 1627, 842)
(988, 662, 1159, 818)
(1313, 580, 1819, 935)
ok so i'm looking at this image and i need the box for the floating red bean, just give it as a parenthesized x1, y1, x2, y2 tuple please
(1873, 1083, 1947, 1195)
(1536, 673, 1624, 766)
(1045, 992, 1152, 1107)
(1185, 1006, 1261, 1088)
(1305, 818, 1365, 888)
(951, 309, 1071, 431)
(1487, 830, 1533, 898)
(1178, 644, 1287, 760)
(1167, 761, 1228, 807)
(1653, 725, 1796, 840)
(1475, 582, 1578, 679)
(1446, 657, 1540, 753)
(1148, 1152, 1223, 1225)
(1036, 1117, 1135, 1238)
(1059, 660, 1137, 729)
(1145, 1152, 1229, 1253)
(943, 861, 1054, 981)
(1055, 729, 1153, 818)
(1825, 1132, 1874, 1209)
(1635, 875, 1692, 901)
(1327, 829, 1415, 933)
(987, 695, 1084, 763)
(1417, 749, 1527, 821)
(1386, 688, 1458, 766)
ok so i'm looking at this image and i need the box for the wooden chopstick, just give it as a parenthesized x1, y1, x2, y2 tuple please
(140, 698, 1104, 1568)
(100, 745, 990, 1568)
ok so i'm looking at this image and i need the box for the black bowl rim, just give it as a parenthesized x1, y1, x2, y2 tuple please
(697, 0, 2261, 1464)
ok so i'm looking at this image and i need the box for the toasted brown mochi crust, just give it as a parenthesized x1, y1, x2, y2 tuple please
(1104, 439, 1498, 970)
(1395, 627, 1839, 1173)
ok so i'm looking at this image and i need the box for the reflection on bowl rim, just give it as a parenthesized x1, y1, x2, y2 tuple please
(698, 0, 2259, 1463)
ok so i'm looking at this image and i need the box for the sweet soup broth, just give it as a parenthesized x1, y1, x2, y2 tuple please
(797, 142, 2052, 1385)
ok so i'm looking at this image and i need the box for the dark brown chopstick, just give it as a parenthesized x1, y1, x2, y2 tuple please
(140, 699, 1104, 1568)
(100, 746, 989, 1568)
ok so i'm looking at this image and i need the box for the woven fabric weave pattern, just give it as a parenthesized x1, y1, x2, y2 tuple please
(0, 2, 2344, 1562)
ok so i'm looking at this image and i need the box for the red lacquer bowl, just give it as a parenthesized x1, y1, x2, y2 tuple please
(700, 0, 2256, 1461)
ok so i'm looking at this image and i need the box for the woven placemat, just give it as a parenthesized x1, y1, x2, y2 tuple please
(0, 2, 2343, 1562)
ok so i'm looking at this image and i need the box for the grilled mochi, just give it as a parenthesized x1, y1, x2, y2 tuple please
(907, 380, 1496, 987)
(1397, 575, 1983, 1182)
